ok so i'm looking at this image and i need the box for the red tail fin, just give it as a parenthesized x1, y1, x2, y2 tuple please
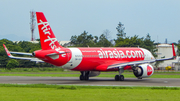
(172, 43, 176, 58)
(36, 12, 63, 50)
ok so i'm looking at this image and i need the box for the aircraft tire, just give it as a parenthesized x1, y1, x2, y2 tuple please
(115, 75, 119, 81)
(119, 75, 124, 81)
(80, 75, 84, 80)
(85, 75, 89, 80)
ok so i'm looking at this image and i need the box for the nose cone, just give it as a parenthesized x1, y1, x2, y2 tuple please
(141, 48, 154, 60)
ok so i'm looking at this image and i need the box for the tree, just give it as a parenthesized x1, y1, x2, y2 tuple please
(97, 34, 112, 47)
(77, 31, 94, 47)
(115, 35, 143, 47)
(114, 22, 127, 46)
(116, 22, 126, 38)
(143, 33, 156, 57)
(114, 22, 156, 56)
(70, 30, 113, 47)
(93, 36, 98, 43)
(18, 41, 40, 52)
(103, 29, 111, 40)
(70, 35, 78, 45)
(6, 59, 19, 70)
(70, 31, 96, 47)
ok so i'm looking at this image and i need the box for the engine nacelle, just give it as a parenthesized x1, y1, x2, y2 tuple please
(133, 64, 154, 78)
(89, 71, 101, 77)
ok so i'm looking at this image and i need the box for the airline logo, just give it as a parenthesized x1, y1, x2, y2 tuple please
(38, 20, 58, 49)
(36, 12, 61, 50)
(97, 49, 144, 59)
(147, 65, 153, 76)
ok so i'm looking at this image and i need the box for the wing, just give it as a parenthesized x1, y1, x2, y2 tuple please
(3, 44, 44, 62)
(107, 59, 156, 70)
(95, 59, 156, 71)
(104, 44, 176, 70)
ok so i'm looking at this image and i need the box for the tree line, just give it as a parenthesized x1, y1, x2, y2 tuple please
(0, 22, 179, 69)
(70, 22, 156, 56)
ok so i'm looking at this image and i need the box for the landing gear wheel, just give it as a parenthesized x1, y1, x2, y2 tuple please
(85, 75, 89, 80)
(79, 71, 90, 81)
(115, 68, 125, 81)
(115, 75, 119, 81)
(119, 75, 124, 81)
(80, 75, 84, 80)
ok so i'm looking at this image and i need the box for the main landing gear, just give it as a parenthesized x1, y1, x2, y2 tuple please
(115, 68, 124, 81)
(80, 71, 89, 80)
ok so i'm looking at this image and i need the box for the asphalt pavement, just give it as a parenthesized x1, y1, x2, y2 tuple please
(0, 76, 179, 87)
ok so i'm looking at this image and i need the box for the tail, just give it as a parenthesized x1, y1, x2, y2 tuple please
(36, 12, 63, 50)
(172, 43, 176, 58)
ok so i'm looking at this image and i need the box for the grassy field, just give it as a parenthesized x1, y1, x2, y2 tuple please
(0, 67, 180, 78)
(0, 84, 180, 101)
(0, 68, 180, 101)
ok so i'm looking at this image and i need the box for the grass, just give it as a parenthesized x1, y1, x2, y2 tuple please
(0, 84, 180, 101)
(0, 68, 180, 78)
(0, 67, 64, 72)
(0, 68, 179, 101)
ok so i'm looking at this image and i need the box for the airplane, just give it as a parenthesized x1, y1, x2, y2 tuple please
(3, 12, 176, 81)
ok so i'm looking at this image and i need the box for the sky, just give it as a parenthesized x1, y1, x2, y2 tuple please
(0, 0, 180, 43)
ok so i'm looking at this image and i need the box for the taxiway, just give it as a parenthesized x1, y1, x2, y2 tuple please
(0, 76, 179, 86)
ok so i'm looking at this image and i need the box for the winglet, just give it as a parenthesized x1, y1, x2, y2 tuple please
(3, 44, 12, 57)
(172, 43, 176, 58)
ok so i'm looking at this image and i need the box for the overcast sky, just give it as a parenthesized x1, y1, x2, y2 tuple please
(0, 0, 180, 43)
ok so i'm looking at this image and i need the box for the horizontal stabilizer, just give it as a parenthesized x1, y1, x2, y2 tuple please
(10, 51, 32, 56)
(3, 44, 43, 62)
(156, 43, 176, 61)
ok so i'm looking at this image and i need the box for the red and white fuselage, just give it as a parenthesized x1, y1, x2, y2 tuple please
(34, 47, 154, 71)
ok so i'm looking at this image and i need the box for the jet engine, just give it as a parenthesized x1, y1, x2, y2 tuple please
(133, 64, 154, 78)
